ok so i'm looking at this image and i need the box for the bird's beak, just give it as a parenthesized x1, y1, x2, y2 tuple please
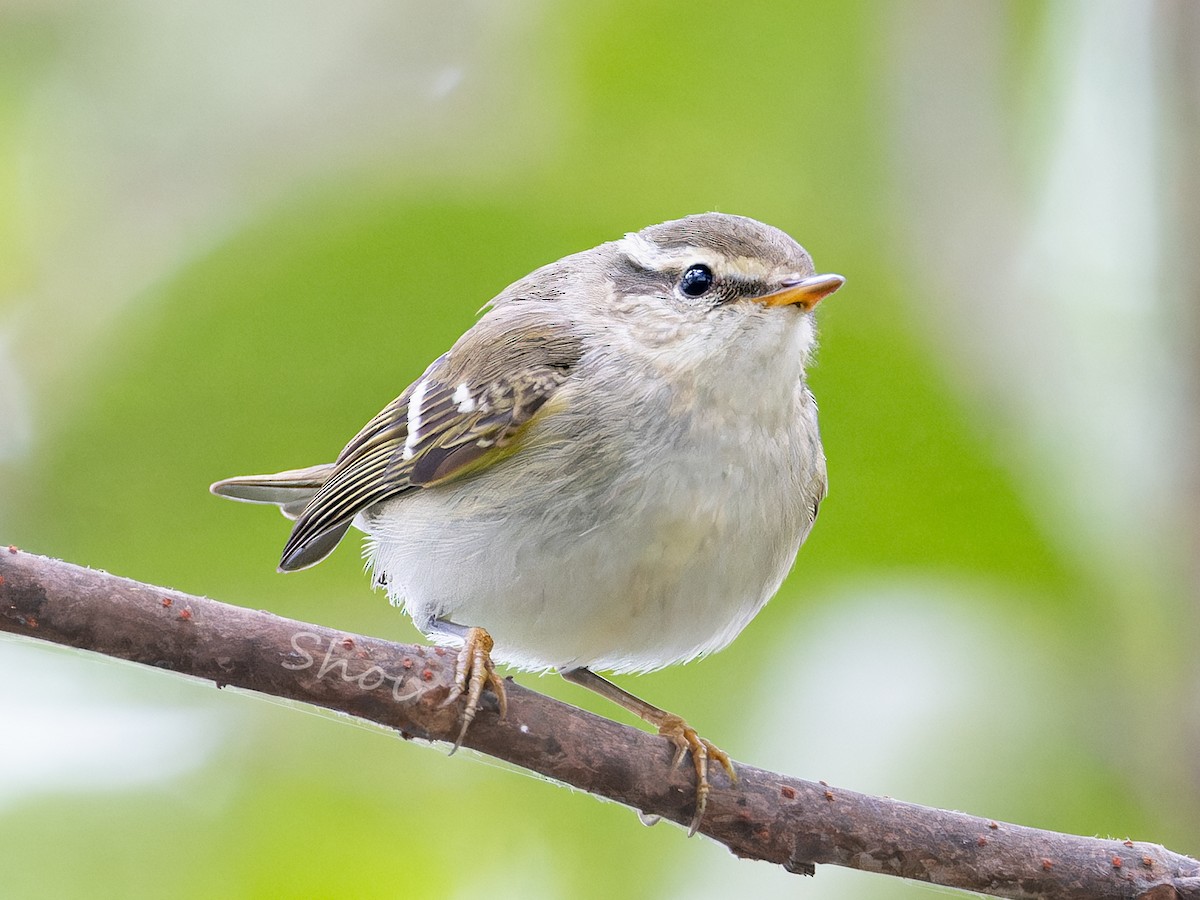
(759, 273, 845, 311)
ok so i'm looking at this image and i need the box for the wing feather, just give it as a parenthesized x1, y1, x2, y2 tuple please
(277, 325, 581, 571)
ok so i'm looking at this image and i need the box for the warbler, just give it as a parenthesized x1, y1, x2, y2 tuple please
(211, 212, 843, 833)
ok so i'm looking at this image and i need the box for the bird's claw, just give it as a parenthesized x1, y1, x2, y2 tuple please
(442, 626, 507, 752)
(656, 713, 737, 836)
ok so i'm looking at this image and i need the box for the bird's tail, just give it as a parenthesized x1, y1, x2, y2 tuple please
(210, 463, 335, 521)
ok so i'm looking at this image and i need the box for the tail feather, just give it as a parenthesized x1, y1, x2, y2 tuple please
(211, 462, 361, 570)
(210, 463, 335, 521)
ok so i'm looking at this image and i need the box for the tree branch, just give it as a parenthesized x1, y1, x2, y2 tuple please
(1, 548, 1196, 899)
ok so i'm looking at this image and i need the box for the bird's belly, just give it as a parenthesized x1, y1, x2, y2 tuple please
(362, 432, 818, 673)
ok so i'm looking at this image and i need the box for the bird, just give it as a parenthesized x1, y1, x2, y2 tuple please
(210, 212, 843, 834)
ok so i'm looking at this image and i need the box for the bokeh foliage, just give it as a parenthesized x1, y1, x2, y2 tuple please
(1, 2, 1195, 898)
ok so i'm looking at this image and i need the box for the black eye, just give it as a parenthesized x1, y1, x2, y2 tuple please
(678, 264, 715, 298)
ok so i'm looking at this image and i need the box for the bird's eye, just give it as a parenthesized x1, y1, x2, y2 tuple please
(678, 264, 715, 298)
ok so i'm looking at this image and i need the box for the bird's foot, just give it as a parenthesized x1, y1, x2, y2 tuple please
(656, 713, 737, 836)
(442, 626, 507, 752)
(557, 668, 738, 837)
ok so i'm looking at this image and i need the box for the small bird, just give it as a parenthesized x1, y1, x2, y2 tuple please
(211, 212, 843, 833)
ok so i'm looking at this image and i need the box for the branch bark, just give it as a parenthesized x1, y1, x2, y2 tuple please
(1, 548, 1197, 899)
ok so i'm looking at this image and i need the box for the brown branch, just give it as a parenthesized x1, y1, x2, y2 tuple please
(1, 548, 1197, 899)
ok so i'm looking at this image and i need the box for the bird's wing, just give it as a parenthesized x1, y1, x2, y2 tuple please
(277, 324, 582, 571)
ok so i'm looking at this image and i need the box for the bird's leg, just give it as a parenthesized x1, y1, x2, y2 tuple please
(428, 618, 508, 752)
(559, 666, 736, 835)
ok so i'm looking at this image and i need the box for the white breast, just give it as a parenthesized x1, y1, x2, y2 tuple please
(362, 309, 826, 673)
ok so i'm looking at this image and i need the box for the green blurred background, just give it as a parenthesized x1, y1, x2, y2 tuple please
(1, 1, 1197, 897)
